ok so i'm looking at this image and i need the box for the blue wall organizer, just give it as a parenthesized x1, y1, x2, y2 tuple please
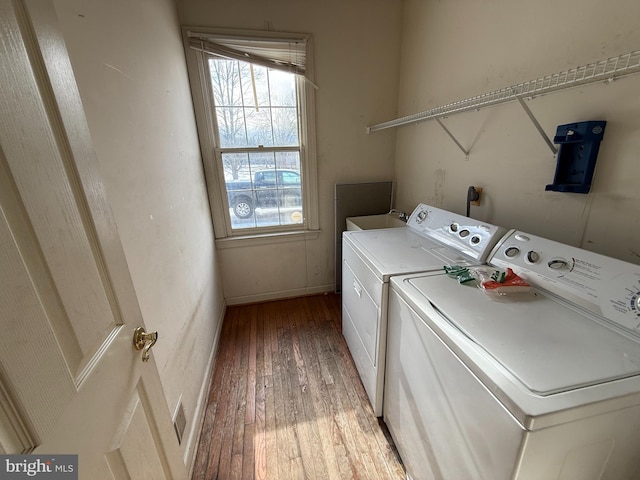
(545, 121, 606, 194)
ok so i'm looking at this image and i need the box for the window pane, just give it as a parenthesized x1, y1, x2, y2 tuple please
(222, 151, 249, 181)
(270, 69, 298, 145)
(272, 106, 298, 146)
(216, 107, 247, 147)
(242, 64, 270, 108)
(245, 107, 274, 146)
(208, 59, 242, 107)
(268, 69, 296, 107)
(223, 151, 303, 229)
(275, 151, 300, 171)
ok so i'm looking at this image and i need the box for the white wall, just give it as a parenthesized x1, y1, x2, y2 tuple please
(393, 0, 640, 264)
(176, 0, 404, 302)
(53, 0, 225, 464)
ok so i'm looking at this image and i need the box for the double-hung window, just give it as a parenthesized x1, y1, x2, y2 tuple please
(183, 27, 318, 238)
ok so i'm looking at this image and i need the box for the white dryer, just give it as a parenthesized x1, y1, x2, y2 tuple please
(341, 204, 506, 415)
(385, 229, 640, 480)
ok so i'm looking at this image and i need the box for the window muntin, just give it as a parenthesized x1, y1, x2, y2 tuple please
(208, 56, 303, 230)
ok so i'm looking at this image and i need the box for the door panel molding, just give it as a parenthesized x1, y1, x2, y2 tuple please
(0, 372, 36, 454)
(4, 0, 119, 358)
(74, 325, 124, 388)
(0, 192, 76, 441)
(24, 0, 150, 366)
(106, 381, 175, 479)
(0, 145, 84, 374)
(3, 0, 145, 383)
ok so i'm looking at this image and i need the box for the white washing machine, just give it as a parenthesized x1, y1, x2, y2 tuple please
(341, 204, 506, 415)
(385, 229, 640, 480)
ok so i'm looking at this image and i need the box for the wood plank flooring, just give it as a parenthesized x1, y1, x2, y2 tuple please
(192, 293, 405, 480)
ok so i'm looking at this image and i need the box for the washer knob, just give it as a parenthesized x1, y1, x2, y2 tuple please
(526, 251, 540, 264)
(505, 246, 520, 258)
(416, 210, 428, 223)
(548, 258, 568, 270)
(450, 223, 459, 232)
(459, 229, 470, 238)
(470, 235, 481, 245)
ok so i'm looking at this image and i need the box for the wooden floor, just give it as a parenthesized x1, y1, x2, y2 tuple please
(191, 293, 405, 480)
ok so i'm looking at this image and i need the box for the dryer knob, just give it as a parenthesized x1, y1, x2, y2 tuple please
(505, 246, 520, 258)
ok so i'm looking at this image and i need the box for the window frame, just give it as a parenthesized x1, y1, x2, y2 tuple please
(182, 26, 319, 241)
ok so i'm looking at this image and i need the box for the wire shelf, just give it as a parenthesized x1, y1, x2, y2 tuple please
(367, 50, 640, 133)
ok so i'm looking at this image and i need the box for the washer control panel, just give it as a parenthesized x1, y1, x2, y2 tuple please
(407, 204, 507, 263)
(490, 230, 640, 334)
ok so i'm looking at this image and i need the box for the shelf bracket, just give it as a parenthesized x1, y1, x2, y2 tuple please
(516, 96, 558, 156)
(435, 117, 470, 158)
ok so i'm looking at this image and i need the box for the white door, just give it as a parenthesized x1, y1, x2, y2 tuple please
(0, 1, 188, 478)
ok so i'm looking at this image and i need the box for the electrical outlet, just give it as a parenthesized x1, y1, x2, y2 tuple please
(471, 187, 482, 206)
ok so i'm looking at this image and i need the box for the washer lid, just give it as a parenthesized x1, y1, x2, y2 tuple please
(344, 228, 475, 280)
(399, 274, 640, 396)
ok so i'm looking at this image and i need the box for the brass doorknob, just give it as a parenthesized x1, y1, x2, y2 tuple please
(133, 327, 158, 362)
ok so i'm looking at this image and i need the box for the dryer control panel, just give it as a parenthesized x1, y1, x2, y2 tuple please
(407, 204, 506, 263)
(489, 230, 640, 335)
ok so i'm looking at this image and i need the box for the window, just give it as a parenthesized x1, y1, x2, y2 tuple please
(213, 59, 301, 229)
(183, 28, 318, 238)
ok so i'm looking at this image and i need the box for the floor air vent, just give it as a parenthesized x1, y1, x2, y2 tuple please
(173, 399, 186, 445)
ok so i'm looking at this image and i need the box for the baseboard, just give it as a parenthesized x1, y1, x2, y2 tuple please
(225, 283, 335, 306)
(184, 299, 226, 477)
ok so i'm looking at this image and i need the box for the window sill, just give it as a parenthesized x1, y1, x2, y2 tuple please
(215, 229, 321, 249)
